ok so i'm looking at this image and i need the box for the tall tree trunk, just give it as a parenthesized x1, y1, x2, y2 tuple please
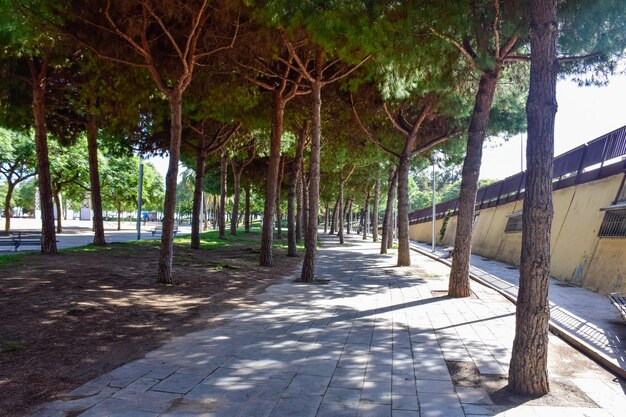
(244, 184, 251, 232)
(301, 74, 322, 282)
(323, 203, 329, 234)
(296, 174, 303, 243)
(508, 0, 557, 396)
(231, 163, 242, 236)
(346, 198, 352, 234)
(117, 201, 122, 231)
(157, 92, 183, 284)
(219, 151, 227, 239)
(381, 168, 397, 254)
(276, 157, 285, 240)
(448, 71, 500, 297)
(212, 195, 217, 229)
(363, 189, 370, 240)
(86, 113, 106, 245)
(191, 145, 206, 249)
(372, 178, 380, 242)
(260, 93, 285, 266)
(330, 194, 339, 235)
(396, 154, 412, 266)
(287, 124, 306, 255)
(54, 191, 62, 233)
(29, 58, 56, 254)
(301, 160, 309, 242)
(388, 174, 397, 250)
(287, 170, 298, 256)
(203, 192, 209, 231)
(338, 175, 345, 244)
(4, 183, 14, 231)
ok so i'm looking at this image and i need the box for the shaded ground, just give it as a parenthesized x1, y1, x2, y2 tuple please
(0, 231, 301, 417)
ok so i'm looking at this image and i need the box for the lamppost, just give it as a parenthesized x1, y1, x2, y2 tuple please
(431, 157, 436, 252)
(136, 162, 144, 240)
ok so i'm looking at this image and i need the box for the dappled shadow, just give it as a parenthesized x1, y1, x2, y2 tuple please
(0, 238, 301, 417)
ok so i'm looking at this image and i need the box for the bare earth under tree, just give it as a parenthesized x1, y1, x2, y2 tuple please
(0, 234, 300, 417)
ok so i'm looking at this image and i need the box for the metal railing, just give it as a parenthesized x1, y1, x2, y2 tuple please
(409, 125, 626, 225)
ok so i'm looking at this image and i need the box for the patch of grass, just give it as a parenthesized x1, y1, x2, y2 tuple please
(0, 252, 29, 268)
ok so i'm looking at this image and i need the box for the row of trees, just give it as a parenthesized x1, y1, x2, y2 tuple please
(0, 128, 164, 232)
(1, 0, 624, 396)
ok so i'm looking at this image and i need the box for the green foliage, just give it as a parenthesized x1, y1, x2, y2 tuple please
(0, 128, 36, 186)
(101, 155, 164, 214)
(14, 179, 35, 213)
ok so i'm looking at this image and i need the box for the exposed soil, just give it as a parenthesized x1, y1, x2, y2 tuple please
(446, 360, 598, 408)
(0, 234, 301, 417)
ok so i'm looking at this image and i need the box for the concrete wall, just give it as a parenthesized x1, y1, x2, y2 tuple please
(409, 174, 626, 294)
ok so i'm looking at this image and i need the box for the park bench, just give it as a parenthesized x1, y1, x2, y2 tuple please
(609, 292, 626, 321)
(151, 225, 178, 236)
(0, 232, 43, 251)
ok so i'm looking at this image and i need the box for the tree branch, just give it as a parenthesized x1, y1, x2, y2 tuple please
(411, 130, 462, 157)
(351, 95, 401, 159)
(429, 27, 478, 71)
(383, 102, 410, 137)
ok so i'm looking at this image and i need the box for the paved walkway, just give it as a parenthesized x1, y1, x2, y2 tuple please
(27, 235, 625, 417)
(410, 241, 626, 379)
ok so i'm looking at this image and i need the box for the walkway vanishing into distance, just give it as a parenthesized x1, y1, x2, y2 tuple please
(27, 234, 625, 417)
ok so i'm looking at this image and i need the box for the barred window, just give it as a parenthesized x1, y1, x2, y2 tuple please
(599, 209, 626, 238)
(504, 211, 523, 233)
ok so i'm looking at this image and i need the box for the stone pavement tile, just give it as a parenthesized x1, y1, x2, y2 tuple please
(415, 379, 455, 394)
(316, 402, 358, 417)
(107, 362, 157, 389)
(144, 366, 179, 380)
(112, 378, 159, 399)
(235, 400, 278, 417)
(115, 390, 181, 413)
(190, 382, 262, 403)
(111, 411, 159, 417)
(76, 398, 130, 417)
(330, 367, 366, 389)
(268, 395, 323, 417)
(462, 403, 505, 416)
(322, 387, 362, 407)
(391, 377, 417, 396)
(151, 373, 204, 394)
(67, 375, 113, 397)
(357, 401, 392, 417)
(253, 375, 293, 399)
(418, 392, 463, 417)
(365, 364, 392, 382)
(391, 394, 419, 411)
(360, 380, 391, 404)
(391, 410, 420, 417)
(299, 359, 339, 377)
(414, 366, 452, 381)
(48, 387, 119, 412)
(284, 374, 331, 396)
(454, 387, 494, 405)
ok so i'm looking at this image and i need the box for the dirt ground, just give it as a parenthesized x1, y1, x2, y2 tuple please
(0, 234, 301, 417)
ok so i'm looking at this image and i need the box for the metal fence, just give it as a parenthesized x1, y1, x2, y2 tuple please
(409, 125, 626, 225)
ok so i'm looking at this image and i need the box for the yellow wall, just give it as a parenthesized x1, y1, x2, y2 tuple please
(409, 174, 626, 294)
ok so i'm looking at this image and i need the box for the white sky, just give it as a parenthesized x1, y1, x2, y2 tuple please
(147, 73, 626, 182)
(480, 72, 626, 180)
